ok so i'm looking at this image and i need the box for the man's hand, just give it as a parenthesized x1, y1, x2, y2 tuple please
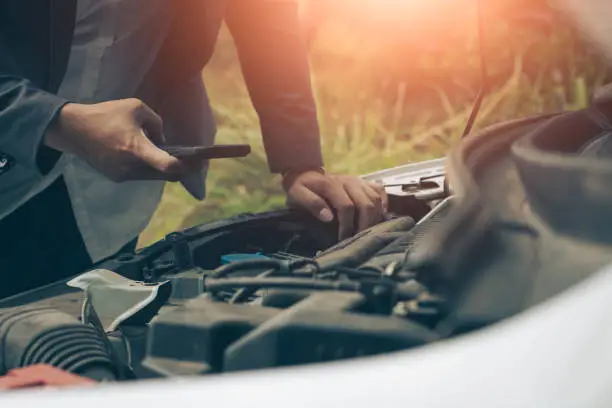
(283, 170, 388, 240)
(44, 98, 199, 182)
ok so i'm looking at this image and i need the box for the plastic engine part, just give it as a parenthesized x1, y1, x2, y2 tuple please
(143, 300, 280, 376)
(223, 291, 438, 371)
(0, 307, 118, 381)
(143, 291, 437, 376)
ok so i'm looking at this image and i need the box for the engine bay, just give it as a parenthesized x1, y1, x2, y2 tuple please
(4, 107, 612, 383)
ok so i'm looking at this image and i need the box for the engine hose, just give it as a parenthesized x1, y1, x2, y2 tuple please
(229, 268, 277, 304)
(229, 265, 391, 303)
(212, 258, 318, 279)
(205, 277, 360, 293)
(0, 307, 119, 382)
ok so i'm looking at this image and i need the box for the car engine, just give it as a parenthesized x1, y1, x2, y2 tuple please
(2, 105, 612, 383)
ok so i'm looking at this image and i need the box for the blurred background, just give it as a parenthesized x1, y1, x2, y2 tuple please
(138, 0, 612, 247)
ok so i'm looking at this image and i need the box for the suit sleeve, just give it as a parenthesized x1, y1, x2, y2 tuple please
(0, 40, 68, 175)
(225, 0, 324, 174)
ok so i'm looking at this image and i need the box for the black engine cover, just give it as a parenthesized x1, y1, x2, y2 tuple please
(144, 291, 437, 376)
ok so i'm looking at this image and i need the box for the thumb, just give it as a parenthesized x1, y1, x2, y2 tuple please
(137, 131, 186, 178)
(288, 184, 334, 223)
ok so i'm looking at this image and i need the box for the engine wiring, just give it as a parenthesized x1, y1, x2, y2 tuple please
(205, 277, 361, 293)
(212, 258, 319, 279)
(204, 249, 427, 308)
(229, 269, 278, 304)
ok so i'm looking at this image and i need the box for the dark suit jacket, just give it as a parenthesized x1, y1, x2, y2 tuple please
(0, 0, 323, 181)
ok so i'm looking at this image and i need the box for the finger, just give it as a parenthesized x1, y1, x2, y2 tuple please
(135, 132, 187, 180)
(368, 182, 389, 213)
(343, 180, 379, 232)
(362, 186, 385, 224)
(134, 101, 166, 145)
(287, 184, 334, 222)
(363, 184, 385, 221)
(126, 149, 205, 182)
(310, 178, 355, 240)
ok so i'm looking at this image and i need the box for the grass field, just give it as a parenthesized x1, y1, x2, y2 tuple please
(138, 2, 610, 247)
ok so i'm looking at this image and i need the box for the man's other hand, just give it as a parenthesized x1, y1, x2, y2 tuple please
(282, 170, 388, 240)
(44, 99, 200, 182)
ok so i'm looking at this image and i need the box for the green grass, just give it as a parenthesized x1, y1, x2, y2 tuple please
(138, 11, 608, 248)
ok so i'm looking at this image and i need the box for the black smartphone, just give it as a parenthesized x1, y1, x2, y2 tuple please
(161, 144, 251, 160)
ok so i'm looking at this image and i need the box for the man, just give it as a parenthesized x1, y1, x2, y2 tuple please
(0, 0, 387, 299)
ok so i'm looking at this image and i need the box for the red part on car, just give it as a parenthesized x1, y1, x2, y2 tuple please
(0, 365, 94, 390)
